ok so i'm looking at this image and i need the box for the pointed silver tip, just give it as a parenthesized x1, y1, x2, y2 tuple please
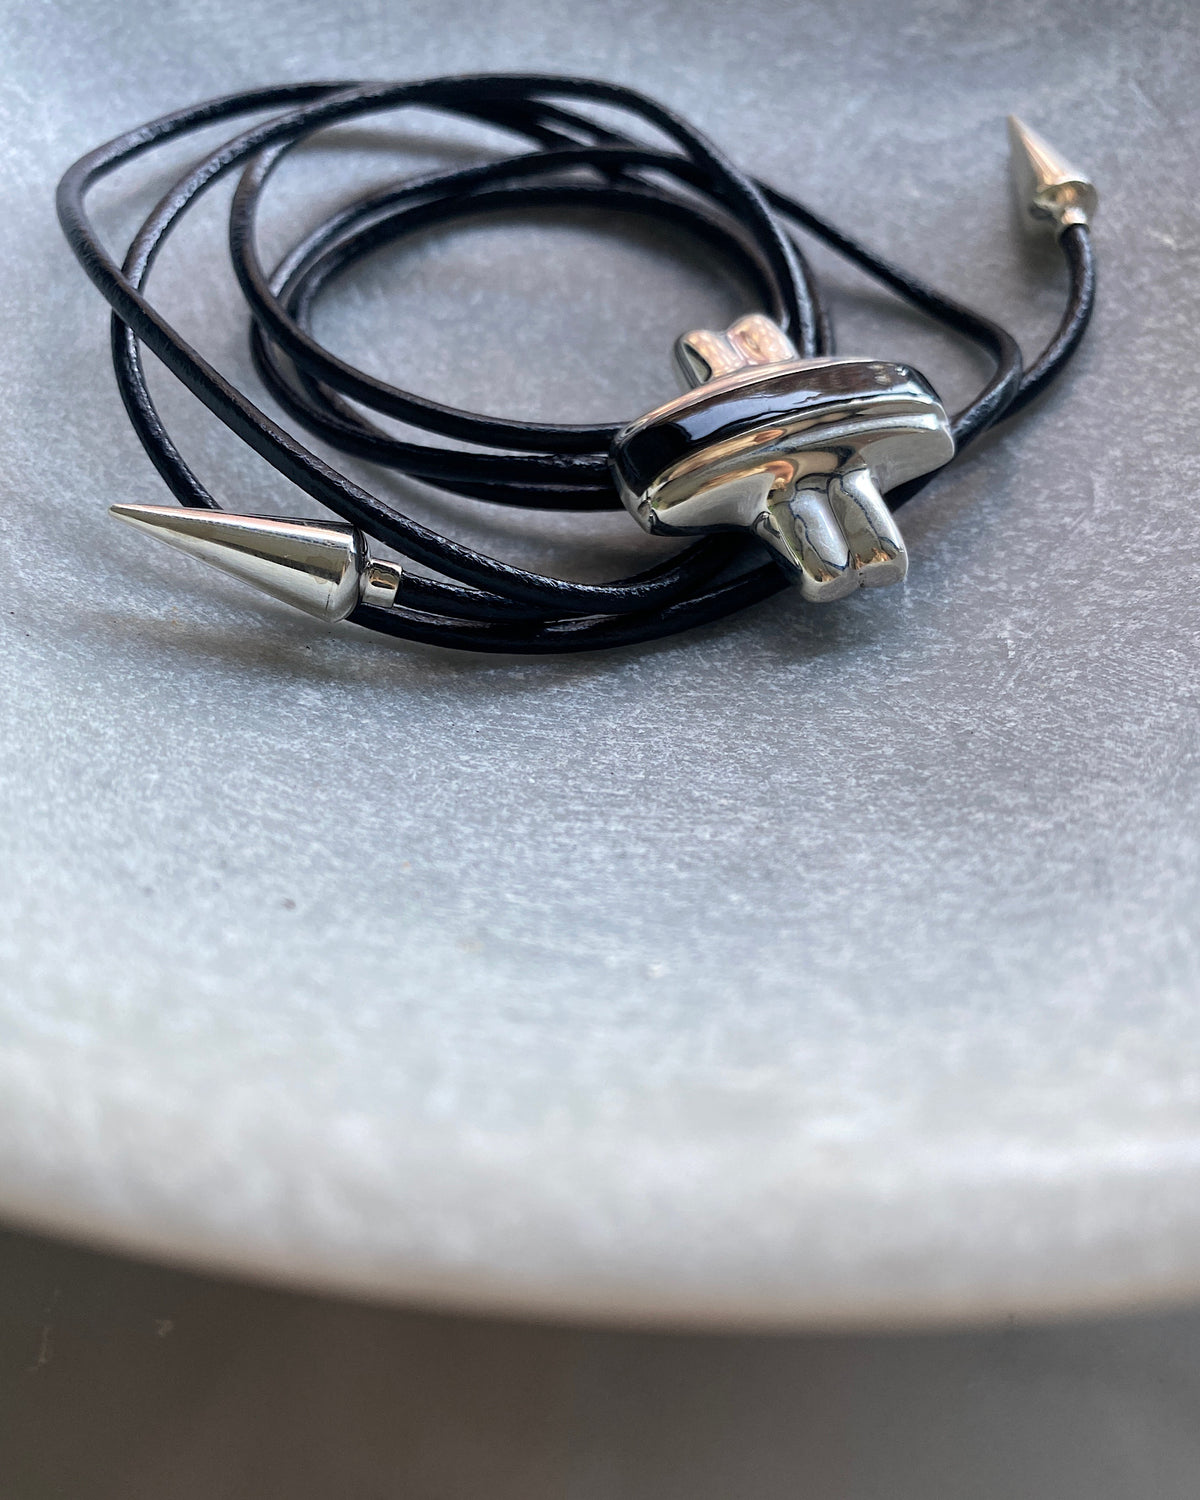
(110, 501, 172, 524)
(1007, 114, 1097, 235)
(110, 501, 205, 548)
(108, 502, 400, 623)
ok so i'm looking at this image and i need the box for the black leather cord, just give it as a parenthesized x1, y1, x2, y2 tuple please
(57, 76, 1094, 653)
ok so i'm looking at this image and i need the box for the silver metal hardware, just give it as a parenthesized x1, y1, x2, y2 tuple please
(1007, 116, 1097, 236)
(611, 314, 954, 601)
(674, 313, 798, 386)
(108, 504, 401, 622)
(359, 557, 405, 609)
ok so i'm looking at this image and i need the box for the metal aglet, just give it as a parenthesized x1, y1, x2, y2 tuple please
(108, 504, 401, 623)
(1007, 115, 1098, 235)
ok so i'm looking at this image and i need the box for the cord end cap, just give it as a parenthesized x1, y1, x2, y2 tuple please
(1007, 115, 1097, 235)
(109, 503, 399, 623)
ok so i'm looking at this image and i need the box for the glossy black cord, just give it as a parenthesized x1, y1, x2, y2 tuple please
(57, 76, 1094, 653)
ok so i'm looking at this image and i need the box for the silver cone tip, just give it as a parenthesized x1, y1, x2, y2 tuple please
(110, 501, 181, 525)
(108, 502, 399, 623)
(1006, 115, 1097, 234)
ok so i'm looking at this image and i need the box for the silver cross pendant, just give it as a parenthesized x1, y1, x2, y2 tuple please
(610, 315, 954, 602)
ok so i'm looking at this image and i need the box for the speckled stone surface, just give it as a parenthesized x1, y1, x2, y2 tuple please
(0, 0, 1198, 1328)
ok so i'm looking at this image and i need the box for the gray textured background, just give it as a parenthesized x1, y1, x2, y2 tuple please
(2, 0, 1199, 1330)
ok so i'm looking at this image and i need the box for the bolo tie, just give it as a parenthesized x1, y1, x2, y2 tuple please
(56, 76, 1097, 655)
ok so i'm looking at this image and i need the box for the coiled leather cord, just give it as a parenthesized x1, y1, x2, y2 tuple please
(57, 76, 1095, 653)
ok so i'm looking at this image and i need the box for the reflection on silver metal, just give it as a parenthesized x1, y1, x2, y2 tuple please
(108, 504, 401, 622)
(1007, 116, 1098, 235)
(674, 313, 798, 387)
(611, 314, 954, 601)
(359, 557, 404, 609)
